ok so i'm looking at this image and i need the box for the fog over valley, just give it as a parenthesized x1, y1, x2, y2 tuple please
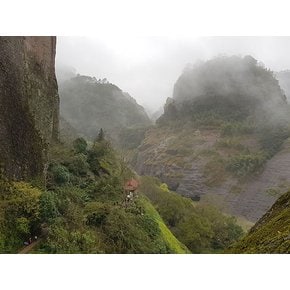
(56, 36, 290, 114)
(1, 35, 290, 255)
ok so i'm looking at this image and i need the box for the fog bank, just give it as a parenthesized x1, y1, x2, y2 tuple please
(56, 36, 290, 113)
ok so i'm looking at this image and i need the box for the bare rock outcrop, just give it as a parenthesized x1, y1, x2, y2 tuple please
(0, 36, 59, 180)
(135, 126, 290, 222)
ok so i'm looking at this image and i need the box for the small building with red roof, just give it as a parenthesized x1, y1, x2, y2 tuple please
(124, 178, 139, 192)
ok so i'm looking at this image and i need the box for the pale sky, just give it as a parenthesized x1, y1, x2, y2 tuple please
(56, 36, 290, 114)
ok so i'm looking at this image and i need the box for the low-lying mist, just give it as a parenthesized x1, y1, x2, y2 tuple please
(158, 55, 290, 128)
(56, 36, 290, 114)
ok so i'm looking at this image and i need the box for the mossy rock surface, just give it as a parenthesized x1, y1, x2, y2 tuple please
(228, 191, 290, 253)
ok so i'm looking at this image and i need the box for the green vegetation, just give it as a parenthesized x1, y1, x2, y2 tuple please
(3, 53, 290, 254)
(155, 55, 290, 180)
(216, 137, 245, 150)
(265, 187, 281, 197)
(0, 136, 190, 253)
(139, 176, 244, 253)
(59, 75, 151, 146)
(0, 177, 42, 253)
(140, 195, 190, 253)
(220, 122, 290, 178)
(221, 121, 255, 137)
(228, 191, 290, 253)
(258, 124, 290, 157)
(226, 152, 267, 178)
(118, 126, 151, 150)
(173, 55, 286, 114)
(73, 137, 88, 154)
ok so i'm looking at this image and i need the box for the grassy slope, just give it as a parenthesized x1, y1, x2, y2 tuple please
(228, 191, 290, 253)
(139, 195, 190, 254)
(23, 196, 190, 254)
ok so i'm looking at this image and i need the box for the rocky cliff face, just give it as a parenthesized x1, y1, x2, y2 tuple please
(220, 138, 290, 221)
(0, 36, 59, 180)
(136, 123, 290, 223)
(135, 56, 290, 223)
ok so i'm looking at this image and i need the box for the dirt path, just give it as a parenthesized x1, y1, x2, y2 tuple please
(18, 239, 41, 254)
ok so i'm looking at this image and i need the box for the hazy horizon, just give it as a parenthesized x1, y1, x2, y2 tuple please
(56, 36, 290, 114)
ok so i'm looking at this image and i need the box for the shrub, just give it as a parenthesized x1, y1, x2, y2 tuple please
(15, 217, 30, 235)
(67, 153, 90, 176)
(139, 176, 192, 227)
(259, 125, 290, 156)
(55, 186, 89, 209)
(0, 180, 42, 252)
(87, 141, 111, 174)
(73, 137, 88, 154)
(227, 152, 266, 178)
(89, 176, 123, 202)
(102, 207, 167, 253)
(160, 183, 170, 192)
(50, 164, 71, 185)
(39, 191, 59, 222)
(139, 176, 244, 253)
(173, 212, 213, 253)
(85, 202, 110, 227)
(194, 206, 244, 250)
(221, 121, 255, 137)
(216, 138, 245, 150)
(44, 219, 102, 253)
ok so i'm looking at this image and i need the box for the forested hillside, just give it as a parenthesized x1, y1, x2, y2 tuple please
(0, 133, 190, 253)
(59, 75, 151, 147)
(139, 176, 243, 253)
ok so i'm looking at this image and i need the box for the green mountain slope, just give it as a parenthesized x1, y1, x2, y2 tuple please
(139, 176, 244, 253)
(0, 136, 189, 254)
(228, 190, 290, 253)
(138, 195, 190, 253)
(59, 75, 151, 145)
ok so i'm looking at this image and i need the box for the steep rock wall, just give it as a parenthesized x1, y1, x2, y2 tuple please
(135, 127, 290, 222)
(0, 36, 59, 180)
